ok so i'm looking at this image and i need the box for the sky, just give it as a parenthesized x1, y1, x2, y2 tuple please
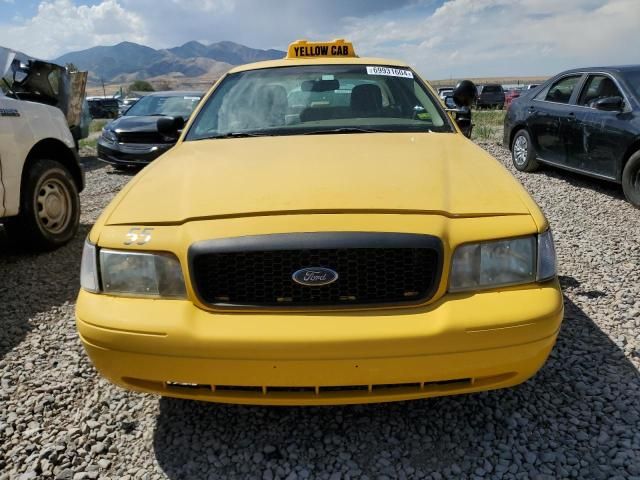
(0, 0, 638, 79)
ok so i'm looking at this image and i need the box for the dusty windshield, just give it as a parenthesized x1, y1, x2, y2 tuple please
(125, 94, 202, 118)
(186, 64, 452, 140)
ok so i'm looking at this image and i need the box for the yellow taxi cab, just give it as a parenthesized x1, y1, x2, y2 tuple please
(77, 39, 563, 405)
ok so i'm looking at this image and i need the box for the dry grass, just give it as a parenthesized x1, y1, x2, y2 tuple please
(470, 109, 507, 143)
(89, 119, 108, 133)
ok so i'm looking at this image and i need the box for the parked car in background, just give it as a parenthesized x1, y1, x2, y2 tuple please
(118, 96, 141, 116)
(504, 65, 640, 207)
(504, 88, 522, 108)
(0, 46, 87, 249)
(525, 84, 540, 90)
(87, 97, 120, 118)
(97, 90, 203, 168)
(476, 84, 505, 109)
(437, 87, 453, 100)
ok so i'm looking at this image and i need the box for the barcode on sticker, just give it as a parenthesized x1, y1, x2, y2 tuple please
(366, 66, 413, 78)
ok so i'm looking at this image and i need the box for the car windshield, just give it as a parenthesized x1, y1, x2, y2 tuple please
(620, 68, 640, 100)
(125, 94, 201, 118)
(186, 64, 453, 140)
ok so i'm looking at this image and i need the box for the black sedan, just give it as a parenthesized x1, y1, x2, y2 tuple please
(98, 91, 203, 168)
(503, 65, 640, 207)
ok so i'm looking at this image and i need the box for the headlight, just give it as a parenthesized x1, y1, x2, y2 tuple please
(536, 230, 557, 282)
(100, 128, 117, 144)
(100, 249, 186, 298)
(79, 240, 186, 299)
(80, 240, 99, 293)
(449, 231, 556, 292)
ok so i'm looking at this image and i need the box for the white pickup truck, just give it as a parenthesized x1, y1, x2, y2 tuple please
(0, 47, 88, 250)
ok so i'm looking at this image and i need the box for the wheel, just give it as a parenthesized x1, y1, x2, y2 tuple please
(511, 129, 539, 172)
(622, 150, 640, 208)
(5, 159, 80, 250)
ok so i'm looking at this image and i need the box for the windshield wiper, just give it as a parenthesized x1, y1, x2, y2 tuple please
(302, 127, 390, 135)
(197, 131, 272, 140)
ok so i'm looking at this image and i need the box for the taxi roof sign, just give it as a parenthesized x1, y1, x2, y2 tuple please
(286, 39, 357, 59)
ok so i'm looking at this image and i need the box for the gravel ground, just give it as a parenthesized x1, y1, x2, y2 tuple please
(1, 143, 639, 480)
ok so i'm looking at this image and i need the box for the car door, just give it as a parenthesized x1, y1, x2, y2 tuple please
(0, 98, 16, 217)
(569, 74, 633, 179)
(527, 74, 583, 165)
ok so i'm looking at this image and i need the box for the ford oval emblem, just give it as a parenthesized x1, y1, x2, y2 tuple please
(292, 267, 339, 286)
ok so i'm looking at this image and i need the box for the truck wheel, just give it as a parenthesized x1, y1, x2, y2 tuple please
(6, 159, 80, 250)
(511, 129, 539, 172)
(622, 150, 640, 208)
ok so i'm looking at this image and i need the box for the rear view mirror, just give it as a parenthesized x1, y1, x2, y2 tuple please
(301, 79, 340, 92)
(157, 116, 185, 137)
(452, 80, 477, 108)
(593, 96, 624, 112)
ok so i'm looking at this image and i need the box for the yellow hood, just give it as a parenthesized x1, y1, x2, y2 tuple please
(105, 133, 534, 225)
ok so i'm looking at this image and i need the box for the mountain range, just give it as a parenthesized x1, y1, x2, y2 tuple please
(55, 41, 285, 85)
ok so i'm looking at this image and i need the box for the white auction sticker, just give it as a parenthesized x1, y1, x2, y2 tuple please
(366, 66, 414, 78)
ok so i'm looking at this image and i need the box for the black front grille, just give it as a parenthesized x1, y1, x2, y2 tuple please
(189, 233, 442, 308)
(117, 131, 167, 144)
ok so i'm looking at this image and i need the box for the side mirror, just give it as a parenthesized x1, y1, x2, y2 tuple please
(444, 96, 456, 109)
(444, 95, 473, 138)
(452, 80, 477, 108)
(454, 108, 472, 138)
(593, 96, 624, 112)
(157, 116, 185, 137)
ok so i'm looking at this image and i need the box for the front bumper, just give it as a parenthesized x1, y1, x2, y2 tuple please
(76, 281, 563, 405)
(97, 140, 172, 166)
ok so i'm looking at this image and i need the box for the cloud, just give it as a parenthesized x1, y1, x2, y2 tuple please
(335, 0, 640, 78)
(0, 0, 637, 78)
(0, 0, 420, 58)
(0, 0, 146, 59)
(116, 0, 419, 51)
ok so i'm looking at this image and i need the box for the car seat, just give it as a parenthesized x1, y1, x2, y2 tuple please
(594, 77, 619, 100)
(255, 85, 288, 127)
(350, 84, 382, 117)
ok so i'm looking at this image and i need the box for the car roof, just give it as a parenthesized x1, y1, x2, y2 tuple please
(228, 57, 411, 74)
(560, 65, 640, 74)
(146, 91, 204, 97)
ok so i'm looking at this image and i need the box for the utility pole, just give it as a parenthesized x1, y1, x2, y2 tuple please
(101, 77, 106, 98)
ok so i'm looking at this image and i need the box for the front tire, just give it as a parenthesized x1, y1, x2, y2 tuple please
(622, 150, 640, 208)
(511, 129, 539, 172)
(5, 159, 80, 250)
